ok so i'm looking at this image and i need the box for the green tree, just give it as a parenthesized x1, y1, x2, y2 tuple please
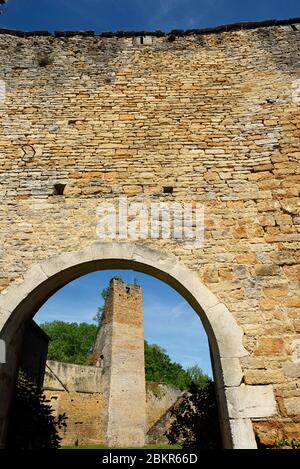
(7, 372, 67, 449)
(186, 364, 210, 388)
(41, 321, 97, 365)
(144, 341, 209, 390)
(41, 320, 210, 390)
(166, 381, 222, 449)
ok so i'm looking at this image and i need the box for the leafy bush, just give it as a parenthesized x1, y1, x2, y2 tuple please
(274, 439, 300, 449)
(166, 381, 222, 449)
(7, 373, 67, 449)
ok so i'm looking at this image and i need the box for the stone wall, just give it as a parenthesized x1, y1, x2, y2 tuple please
(44, 361, 181, 446)
(44, 389, 104, 446)
(92, 279, 146, 447)
(0, 22, 300, 445)
(146, 382, 183, 445)
(146, 382, 182, 431)
(146, 391, 188, 445)
(44, 360, 102, 393)
(19, 320, 49, 388)
(44, 360, 105, 446)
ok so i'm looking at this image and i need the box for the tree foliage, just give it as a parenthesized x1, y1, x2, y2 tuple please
(144, 341, 210, 390)
(41, 321, 97, 365)
(166, 381, 222, 449)
(186, 364, 211, 389)
(41, 322, 209, 391)
(7, 373, 67, 449)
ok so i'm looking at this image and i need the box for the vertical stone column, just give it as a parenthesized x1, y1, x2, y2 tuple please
(93, 278, 146, 448)
(0, 322, 27, 449)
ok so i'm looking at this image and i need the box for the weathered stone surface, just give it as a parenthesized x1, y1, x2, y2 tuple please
(146, 382, 182, 432)
(44, 361, 181, 446)
(283, 361, 300, 378)
(229, 418, 257, 449)
(253, 419, 283, 446)
(0, 264, 47, 315)
(206, 303, 249, 359)
(254, 264, 279, 277)
(254, 337, 284, 356)
(0, 22, 300, 447)
(244, 369, 284, 385)
(284, 397, 300, 416)
(96, 279, 146, 448)
(215, 358, 243, 388)
(40, 247, 94, 278)
(44, 360, 102, 393)
(263, 287, 288, 298)
(226, 385, 277, 419)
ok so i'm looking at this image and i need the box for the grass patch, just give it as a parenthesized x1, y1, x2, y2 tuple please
(61, 444, 181, 449)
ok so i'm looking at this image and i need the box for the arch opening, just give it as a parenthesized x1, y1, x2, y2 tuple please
(0, 242, 257, 449)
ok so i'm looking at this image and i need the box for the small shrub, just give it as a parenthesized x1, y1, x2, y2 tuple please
(274, 439, 300, 449)
(7, 373, 67, 449)
(166, 381, 222, 450)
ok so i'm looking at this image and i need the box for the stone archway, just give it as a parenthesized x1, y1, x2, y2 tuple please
(0, 242, 276, 449)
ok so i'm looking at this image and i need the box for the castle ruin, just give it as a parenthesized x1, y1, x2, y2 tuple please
(43, 278, 180, 447)
(0, 18, 300, 448)
(91, 278, 146, 447)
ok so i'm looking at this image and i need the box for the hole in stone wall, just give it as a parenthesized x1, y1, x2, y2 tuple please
(163, 186, 173, 194)
(126, 286, 130, 294)
(37, 54, 53, 67)
(134, 36, 146, 45)
(133, 36, 153, 46)
(291, 24, 298, 31)
(53, 184, 66, 196)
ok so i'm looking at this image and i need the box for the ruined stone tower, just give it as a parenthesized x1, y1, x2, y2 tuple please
(92, 278, 146, 448)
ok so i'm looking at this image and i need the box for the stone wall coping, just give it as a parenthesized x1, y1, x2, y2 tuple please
(0, 17, 299, 38)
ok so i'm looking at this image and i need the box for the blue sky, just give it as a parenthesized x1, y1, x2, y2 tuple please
(0, 0, 299, 32)
(35, 270, 212, 376)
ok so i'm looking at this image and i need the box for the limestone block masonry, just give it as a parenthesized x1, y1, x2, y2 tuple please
(0, 18, 300, 448)
(92, 279, 146, 448)
(43, 361, 181, 446)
